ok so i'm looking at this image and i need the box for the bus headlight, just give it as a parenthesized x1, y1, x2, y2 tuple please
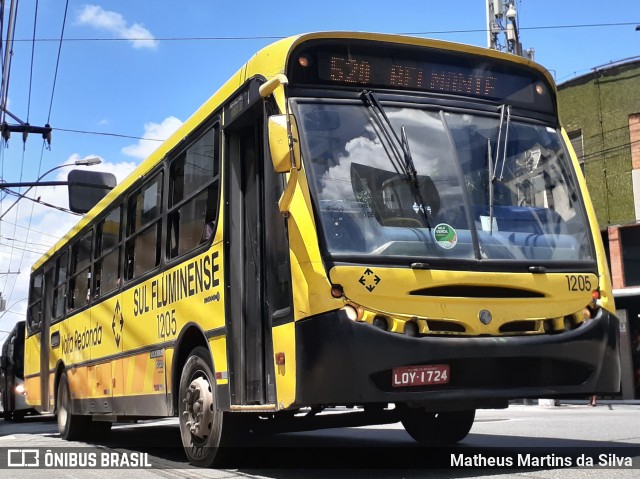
(343, 305, 358, 321)
(15, 383, 26, 395)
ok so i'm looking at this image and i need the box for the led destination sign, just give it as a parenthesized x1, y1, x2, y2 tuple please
(289, 42, 554, 112)
(320, 53, 504, 98)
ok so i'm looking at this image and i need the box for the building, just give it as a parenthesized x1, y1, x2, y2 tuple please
(557, 57, 640, 398)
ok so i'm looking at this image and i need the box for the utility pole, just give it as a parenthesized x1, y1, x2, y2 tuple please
(486, 0, 534, 60)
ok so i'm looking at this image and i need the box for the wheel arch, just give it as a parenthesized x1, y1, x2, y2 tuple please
(170, 322, 212, 415)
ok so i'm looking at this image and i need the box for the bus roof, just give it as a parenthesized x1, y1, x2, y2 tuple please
(31, 31, 554, 272)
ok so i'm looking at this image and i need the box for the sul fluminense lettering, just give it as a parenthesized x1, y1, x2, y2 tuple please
(133, 251, 219, 317)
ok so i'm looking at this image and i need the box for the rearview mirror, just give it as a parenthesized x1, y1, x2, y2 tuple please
(68, 169, 117, 213)
(267, 114, 300, 173)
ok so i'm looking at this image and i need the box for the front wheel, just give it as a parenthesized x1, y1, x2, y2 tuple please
(399, 405, 475, 445)
(178, 347, 223, 467)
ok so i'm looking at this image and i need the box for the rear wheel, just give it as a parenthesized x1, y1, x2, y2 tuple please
(57, 372, 90, 440)
(178, 346, 223, 467)
(399, 406, 475, 445)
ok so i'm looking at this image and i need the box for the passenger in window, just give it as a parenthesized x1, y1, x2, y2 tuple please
(202, 220, 214, 242)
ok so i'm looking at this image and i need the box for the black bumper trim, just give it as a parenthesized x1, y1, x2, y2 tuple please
(295, 308, 621, 406)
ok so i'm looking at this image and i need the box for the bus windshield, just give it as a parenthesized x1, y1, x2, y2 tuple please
(297, 101, 593, 264)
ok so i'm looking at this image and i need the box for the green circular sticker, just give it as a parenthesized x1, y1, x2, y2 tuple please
(434, 223, 457, 249)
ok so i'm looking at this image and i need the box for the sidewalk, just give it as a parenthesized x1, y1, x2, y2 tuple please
(511, 399, 640, 409)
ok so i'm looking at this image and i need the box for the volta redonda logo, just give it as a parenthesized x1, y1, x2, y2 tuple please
(61, 323, 103, 354)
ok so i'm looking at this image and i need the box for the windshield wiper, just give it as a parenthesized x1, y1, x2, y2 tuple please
(487, 138, 495, 234)
(494, 104, 511, 182)
(359, 90, 431, 229)
(488, 104, 512, 235)
(400, 124, 418, 182)
(359, 90, 414, 178)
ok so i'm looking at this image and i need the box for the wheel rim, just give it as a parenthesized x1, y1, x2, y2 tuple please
(182, 375, 214, 442)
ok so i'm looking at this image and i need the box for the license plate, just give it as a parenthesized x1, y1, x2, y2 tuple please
(392, 364, 450, 387)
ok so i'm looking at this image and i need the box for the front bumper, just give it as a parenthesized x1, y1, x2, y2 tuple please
(294, 307, 621, 407)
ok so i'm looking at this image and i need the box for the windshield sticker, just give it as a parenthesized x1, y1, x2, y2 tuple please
(434, 223, 458, 249)
(480, 215, 499, 232)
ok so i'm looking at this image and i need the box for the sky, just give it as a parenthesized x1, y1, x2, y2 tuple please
(0, 0, 638, 341)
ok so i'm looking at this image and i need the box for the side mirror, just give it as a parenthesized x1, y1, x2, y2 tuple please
(267, 114, 300, 173)
(68, 169, 117, 213)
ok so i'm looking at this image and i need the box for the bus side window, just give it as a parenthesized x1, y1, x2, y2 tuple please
(125, 173, 163, 280)
(167, 123, 220, 260)
(27, 272, 44, 333)
(94, 206, 122, 296)
(53, 250, 69, 319)
(69, 229, 93, 311)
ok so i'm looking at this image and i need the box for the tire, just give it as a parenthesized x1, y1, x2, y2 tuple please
(399, 405, 475, 445)
(178, 346, 224, 467)
(57, 372, 90, 440)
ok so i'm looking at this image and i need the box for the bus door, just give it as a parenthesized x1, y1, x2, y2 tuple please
(224, 83, 279, 406)
(41, 266, 54, 412)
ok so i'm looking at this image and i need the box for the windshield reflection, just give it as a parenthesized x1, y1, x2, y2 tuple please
(297, 102, 592, 263)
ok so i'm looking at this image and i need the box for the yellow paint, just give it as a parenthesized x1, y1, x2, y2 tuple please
(330, 268, 599, 335)
(561, 128, 615, 312)
(209, 336, 229, 385)
(272, 322, 296, 408)
(24, 376, 41, 407)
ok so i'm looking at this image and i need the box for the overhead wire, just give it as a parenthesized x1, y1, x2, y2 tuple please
(1, 235, 55, 250)
(0, 0, 19, 125)
(46, 0, 69, 123)
(3, 186, 82, 215)
(26, 0, 38, 123)
(1, 1, 28, 294)
(0, 0, 5, 76)
(0, 240, 48, 255)
(0, 217, 66, 240)
(52, 126, 164, 142)
(7, 21, 640, 44)
(2, 0, 70, 309)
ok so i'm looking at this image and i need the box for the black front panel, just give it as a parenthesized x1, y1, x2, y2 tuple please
(294, 309, 620, 406)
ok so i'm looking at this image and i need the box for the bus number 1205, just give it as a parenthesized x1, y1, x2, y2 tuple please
(157, 309, 177, 339)
(565, 275, 592, 292)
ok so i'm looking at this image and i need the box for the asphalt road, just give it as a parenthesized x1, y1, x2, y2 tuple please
(0, 402, 639, 478)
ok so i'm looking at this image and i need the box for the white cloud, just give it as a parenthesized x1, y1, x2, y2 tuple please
(0, 153, 139, 335)
(77, 5, 158, 50)
(122, 116, 183, 160)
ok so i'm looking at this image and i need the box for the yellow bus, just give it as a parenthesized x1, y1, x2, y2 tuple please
(24, 32, 620, 466)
